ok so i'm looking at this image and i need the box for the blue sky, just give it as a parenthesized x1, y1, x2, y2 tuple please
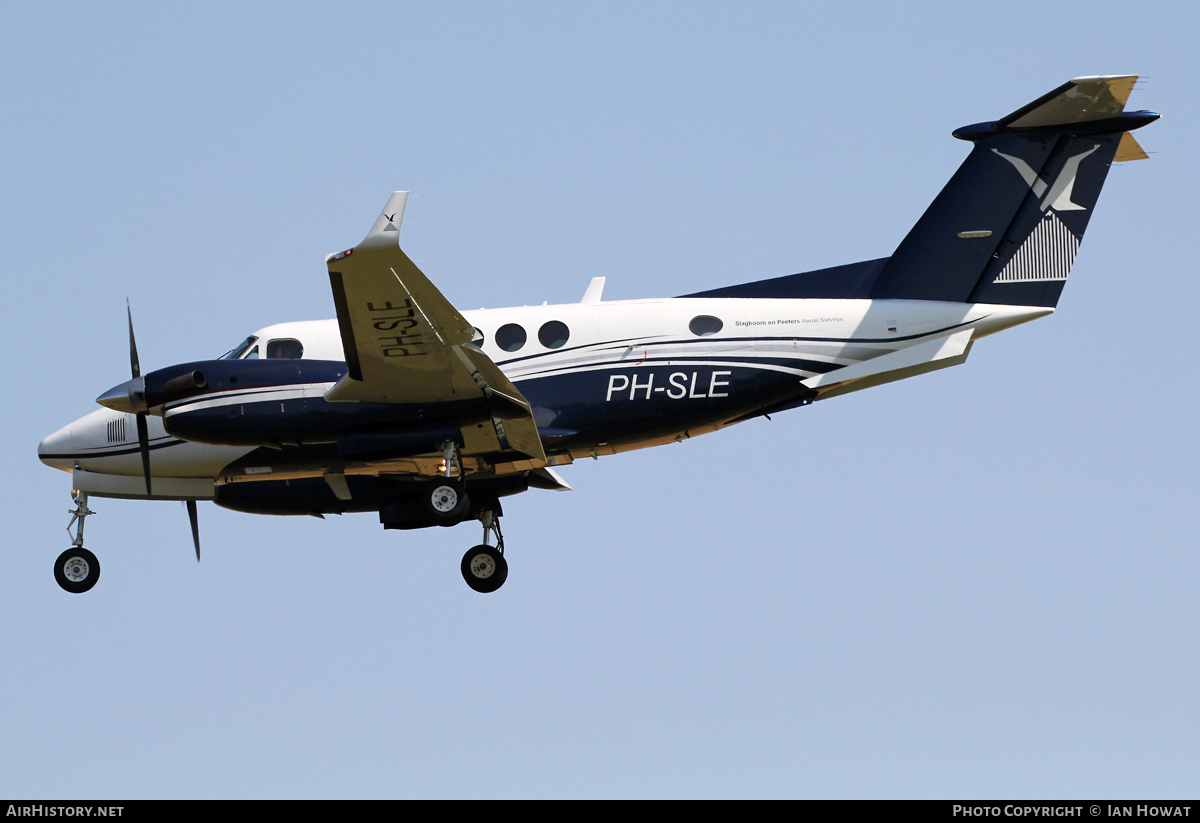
(2, 1, 1197, 798)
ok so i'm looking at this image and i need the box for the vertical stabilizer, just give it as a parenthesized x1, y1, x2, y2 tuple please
(870, 76, 1157, 308)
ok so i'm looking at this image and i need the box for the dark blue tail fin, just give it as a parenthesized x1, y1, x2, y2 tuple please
(683, 76, 1157, 307)
(871, 75, 1157, 307)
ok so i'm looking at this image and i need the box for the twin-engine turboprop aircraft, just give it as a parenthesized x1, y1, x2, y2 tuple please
(39, 76, 1159, 594)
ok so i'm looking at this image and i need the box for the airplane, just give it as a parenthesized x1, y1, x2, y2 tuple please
(38, 75, 1159, 594)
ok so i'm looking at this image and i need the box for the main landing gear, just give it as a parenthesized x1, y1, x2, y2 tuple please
(55, 491, 100, 593)
(428, 440, 510, 593)
(461, 510, 507, 594)
(424, 440, 470, 523)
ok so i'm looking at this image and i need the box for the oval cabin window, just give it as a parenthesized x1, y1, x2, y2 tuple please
(495, 323, 527, 352)
(689, 315, 723, 336)
(538, 320, 570, 349)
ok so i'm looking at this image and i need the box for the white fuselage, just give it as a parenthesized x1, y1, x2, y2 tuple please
(39, 295, 1050, 499)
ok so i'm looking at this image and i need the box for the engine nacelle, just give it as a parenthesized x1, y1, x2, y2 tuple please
(157, 359, 490, 450)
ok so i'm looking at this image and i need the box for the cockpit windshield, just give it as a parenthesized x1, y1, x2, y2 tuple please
(218, 336, 258, 360)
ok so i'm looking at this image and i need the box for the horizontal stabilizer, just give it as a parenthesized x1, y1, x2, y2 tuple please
(998, 75, 1138, 129)
(802, 329, 974, 399)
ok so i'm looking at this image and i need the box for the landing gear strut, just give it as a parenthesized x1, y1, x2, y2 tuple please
(425, 441, 470, 523)
(56, 491, 100, 593)
(461, 509, 508, 593)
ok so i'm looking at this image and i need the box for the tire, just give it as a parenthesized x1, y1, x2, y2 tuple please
(55, 547, 100, 594)
(461, 545, 508, 593)
(424, 479, 470, 523)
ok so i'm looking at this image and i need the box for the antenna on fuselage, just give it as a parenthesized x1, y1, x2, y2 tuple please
(580, 277, 605, 304)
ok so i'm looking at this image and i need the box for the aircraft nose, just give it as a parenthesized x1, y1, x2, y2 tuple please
(38, 422, 76, 472)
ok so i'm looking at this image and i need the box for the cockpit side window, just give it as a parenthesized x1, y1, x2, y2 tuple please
(219, 336, 258, 360)
(266, 339, 304, 359)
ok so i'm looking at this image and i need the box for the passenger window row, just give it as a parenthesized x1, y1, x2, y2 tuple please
(479, 316, 723, 353)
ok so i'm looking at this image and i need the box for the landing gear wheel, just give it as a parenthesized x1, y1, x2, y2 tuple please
(424, 479, 469, 523)
(55, 547, 100, 594)
(461, 544, 508, 593)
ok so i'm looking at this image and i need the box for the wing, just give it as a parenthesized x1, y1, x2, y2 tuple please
(325, 192, 546, 467)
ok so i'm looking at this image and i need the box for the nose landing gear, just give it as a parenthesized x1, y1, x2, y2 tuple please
(56, 491, 100, 593)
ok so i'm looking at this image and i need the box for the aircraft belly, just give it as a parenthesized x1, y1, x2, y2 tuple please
(70, 440, 252, 479)
(71, 468, 218, 501)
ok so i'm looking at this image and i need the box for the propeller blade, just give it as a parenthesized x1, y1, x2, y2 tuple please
(186, 500, 201, 562)
(127, 300, 141, 379)
(127, 301, 152, 495)
(135, 411, 151, 496)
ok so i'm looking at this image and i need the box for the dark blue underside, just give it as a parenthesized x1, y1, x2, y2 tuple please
(518, 363, 808, 450)
(159, 357, 811, 464)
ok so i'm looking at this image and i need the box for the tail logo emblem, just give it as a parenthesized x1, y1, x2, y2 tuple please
(992, 144, 1100, 213)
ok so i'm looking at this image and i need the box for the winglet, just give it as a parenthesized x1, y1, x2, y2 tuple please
(323, 191, 411, 263)
(360, 191, 409, 249)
